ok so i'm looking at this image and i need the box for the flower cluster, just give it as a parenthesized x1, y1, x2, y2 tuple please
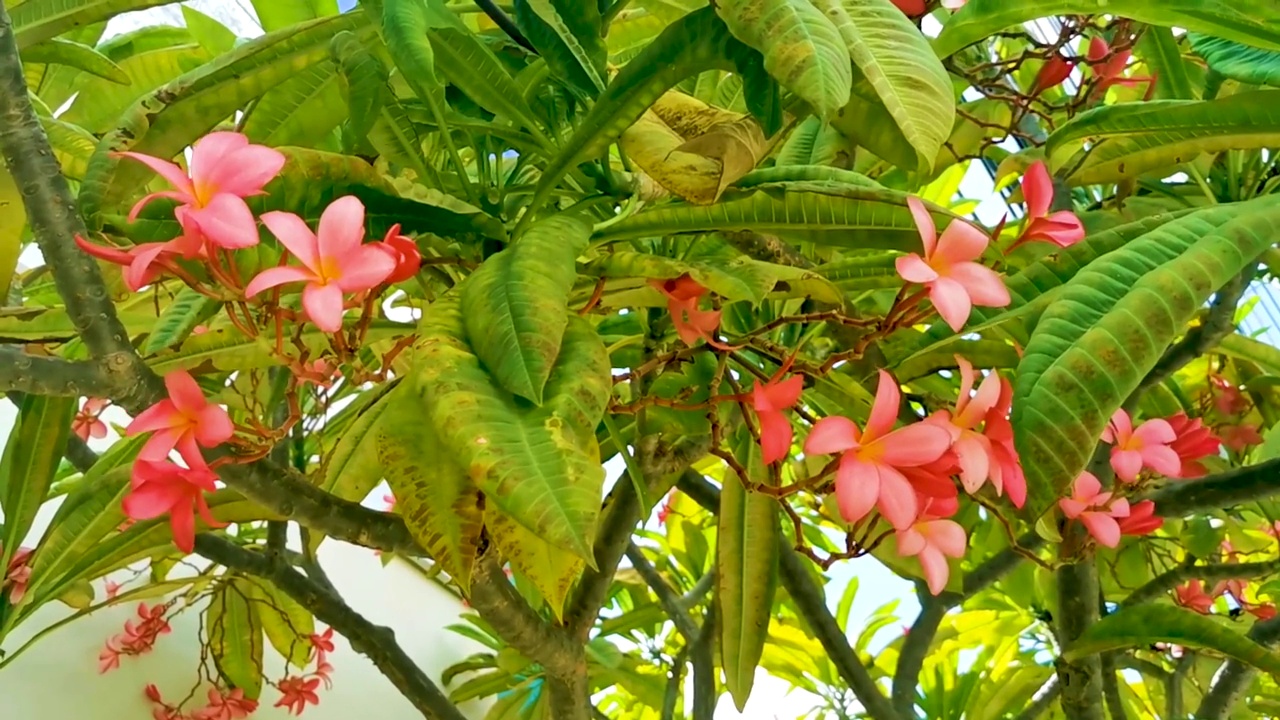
(147, 684, 258, 720)
(1175, 578, 1277, 621)
(274, 627, 338, 716)
(98, 602, 173, 673)
(1, 545, 33, 605)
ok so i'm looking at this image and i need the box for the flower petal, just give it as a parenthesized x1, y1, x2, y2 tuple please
(122, 482, 185, 520)
(760, 375, 804, 412)
(865, 369, 902, 441)
(949, 262, 1011, 307)
(1142, 445, 1183, 478)
(895, 253, 938, 284)
(317, 195, 367, 262)
(804, 416, 861, 455)
(1059, 497, 1087, 518)
(123, 243, 171, 292)
(116, 152, 195, 197)
(928, 519, 968, 557)
(187, 195, 260, 250)
(244, 265, 317, 298)
(1081, 512, 1121, 548)
(127, 400, 178, 436)
(930, 277, 973, 332)
(164, 370, 207, 416)
(261, 211, 321, 273)
(1074, 471, 1102, 501)
(834, 456, 879, 524)
(896, 527, 926, 556)
(917, 547, 950, 595)
(334, 243, 396, 292)
(168, 497, 196, 553)
(1111, 449, 1143, 483)
(878, 423, 952, 466)
(935, 218, 989, 265)
(1022, 161, 1054, 218)
(875, 465, 920, 530)
(907, 196, 937, 256)
(953, 433, 991, 494)
(1134, 418, 1176, 445)
(302, 282, 346, 333)
(188, 132, 249, 183)
(203, 144, 286, 197)
(757, 410, 794, 465)
(195, 405, 235, 447)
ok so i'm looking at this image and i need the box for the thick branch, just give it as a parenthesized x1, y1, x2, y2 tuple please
(689, 603, 715, 720)
(0, 7, 156, 398)
(1194, 615, 1280, 719)
(892, 590, 945, 716)
(1149, 457, 1280, 516)
(193, 534, 466, 720)
(469, 555, 583, 679)
(675, 472, 901, 720)
(1054, 529, 1104, 720)
(471, 0, 536, 53)
(0, 348, 113, 397)
(1100, 648, 1130, 720)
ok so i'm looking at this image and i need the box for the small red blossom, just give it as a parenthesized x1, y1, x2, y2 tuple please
(649, 275, 734, 349)
(72, 397, 110, 441)
(1007, 161, 1085, 251)
(123, 459, 227, 553)
(1220, 423, 1264, 452)
(1117, 500, 1162, 536)
(1174, 581, 1217, 614)
(375, 224, 422, 284)
(750, 373, 804, 464)
(275, 676, 321, 715)
(1032, 55, 1075, 94)
(126, 369, 234, 468)
(1, 545, 33, 605)
(193, 688, 258, 720)
(1165, 413, 1221, 478)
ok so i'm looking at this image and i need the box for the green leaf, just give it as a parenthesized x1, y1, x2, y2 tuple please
(244, 578, 315, 669)
(22, 38, 128, 83)
(1066, 605, 1280, 674)
(461, 214, 592, 403)
(329, 30, 387, 146)
(1012, 197, 1280, 513)
(376, 384, 484, 590)
(514, 0, 608, 97)
(180, 5, 237, 55)
(0, 396, 76, 572)
(318, 381, 398, 502)
(140, 287, 223, 355)
(413, 295, 606, 562)
(208, 580, 265, 699)
(714, 0, 851, 117)
(41, 116, 98, 181)
(241, 63, 346, 147)
(1138, 27, 1194, 100)
(250, 0, 339, 31)
(816, 0, 954, 171)
(934, 0, 1280, 59)
(736, 164, 880, 189)
(59, 43, 210, 134)
(11, 0, 173, 49)
(78, 13, 372, 221)
(141, 319, 403, 375)
(1189, 33, 1280, 88)
(0, 167, 23, 301)
(717, 430, 779, 711)
(1047, 90, 1280, 185)
(524, 7, 780, 221)
(485, 504, 585, 621)
(772, 115, 847, 166)
(593, 183, 948, 251)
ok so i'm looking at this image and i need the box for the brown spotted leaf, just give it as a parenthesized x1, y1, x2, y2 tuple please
(485, 504, 585, 621)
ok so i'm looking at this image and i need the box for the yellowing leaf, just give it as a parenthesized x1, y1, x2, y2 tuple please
(485, 504, 585, 621)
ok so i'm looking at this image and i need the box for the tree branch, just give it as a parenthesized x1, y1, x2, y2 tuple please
(471, 0, 537, 53)
(469, 554, 583, 679)
(1013, 678, 1061, 720)
(1054, 528, 1105, 720)
(0, 6, 158, 402)
(689, 602, 716, 720)
(675, 472, 902, 720)
(0, 348, 113, 397)
(626, 543, 699, 641)
(1194, 614, 1280, 719)
(1149, 457, 1280, 516)
(892, 589, 945, 716)
(193, 534, 467, 720)
(1100, 645, 1130, 720)
(1123, 559, 1280, 607)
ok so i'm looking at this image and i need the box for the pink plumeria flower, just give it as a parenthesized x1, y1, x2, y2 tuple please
(193, 688, 258, 720)
(926, 356, 1005, 497)
(244, 196, 396, 333)
(126, 370, 234, 468)
(1, 545, 33, 605)
(896, 501, 967, 596)
(104, 579, 122, 600)
(1008, 161, 1085, 251)
(122, 459, 227, 553)
(275, 676, 321, 715)
(896, 197, 1011, 331)
(751, 374, 804, 465)
(1058, 471, 1130, 548)
(118, 132, 285, 250)
(72, 397, 110, 441)
(1101, 409, 1180, 482)
(804, 370, 952, 530)
(981, 377, 1027, 508)
(1174, 581, 1217, 614)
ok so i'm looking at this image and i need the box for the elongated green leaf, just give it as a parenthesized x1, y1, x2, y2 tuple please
(25, 464, 132, 603)
(934, 0, 1280, 59)
(413, 294, 605, 561)
(0, 395, 75, 570)
(593, 183, 948, 251)
(79, 13, 372, 221)
(11, 0, 172, 49)
(718, 430, 779, 711)
(525, 7, 780, 220)
(1190, 33, 1280, 88)
(42, 115, 97, 181)
(485, 505, 584, 621)
(1220, 333, 1280, 377)
(140, 287, 222, 355)
(0, 167, 23, 301)
(736, 164, 879, 189)
(816, 0, 953, 171)
(1138, 27, 1194, 100)
(242, 62, 346, 147)
(244, 578, 314, 669)
(60, 44, 210, 134)
(1066, 605, 1280, 674)
(1047, 90, 1280, 185)
(107, 146, 505, 243)
(376, 385, 484, 590)
(514, 0, 608, 97)
(143, 320, 403, 375)
(1012, 197, 1280, 513)
(461, 214, 591, 403)
(715, 0, 851, 117)
(772, 115, 847, 166)
(209, 580, 265, 699)
(251, 0, 339, 31)
(330, 30, 387, 146)
(22, 38, 127, 83)
(181, 5, 237, 55)
(318, 381, 398, 502)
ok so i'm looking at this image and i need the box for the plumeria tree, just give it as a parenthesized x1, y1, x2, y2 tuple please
(2, 0, 1280, 718)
